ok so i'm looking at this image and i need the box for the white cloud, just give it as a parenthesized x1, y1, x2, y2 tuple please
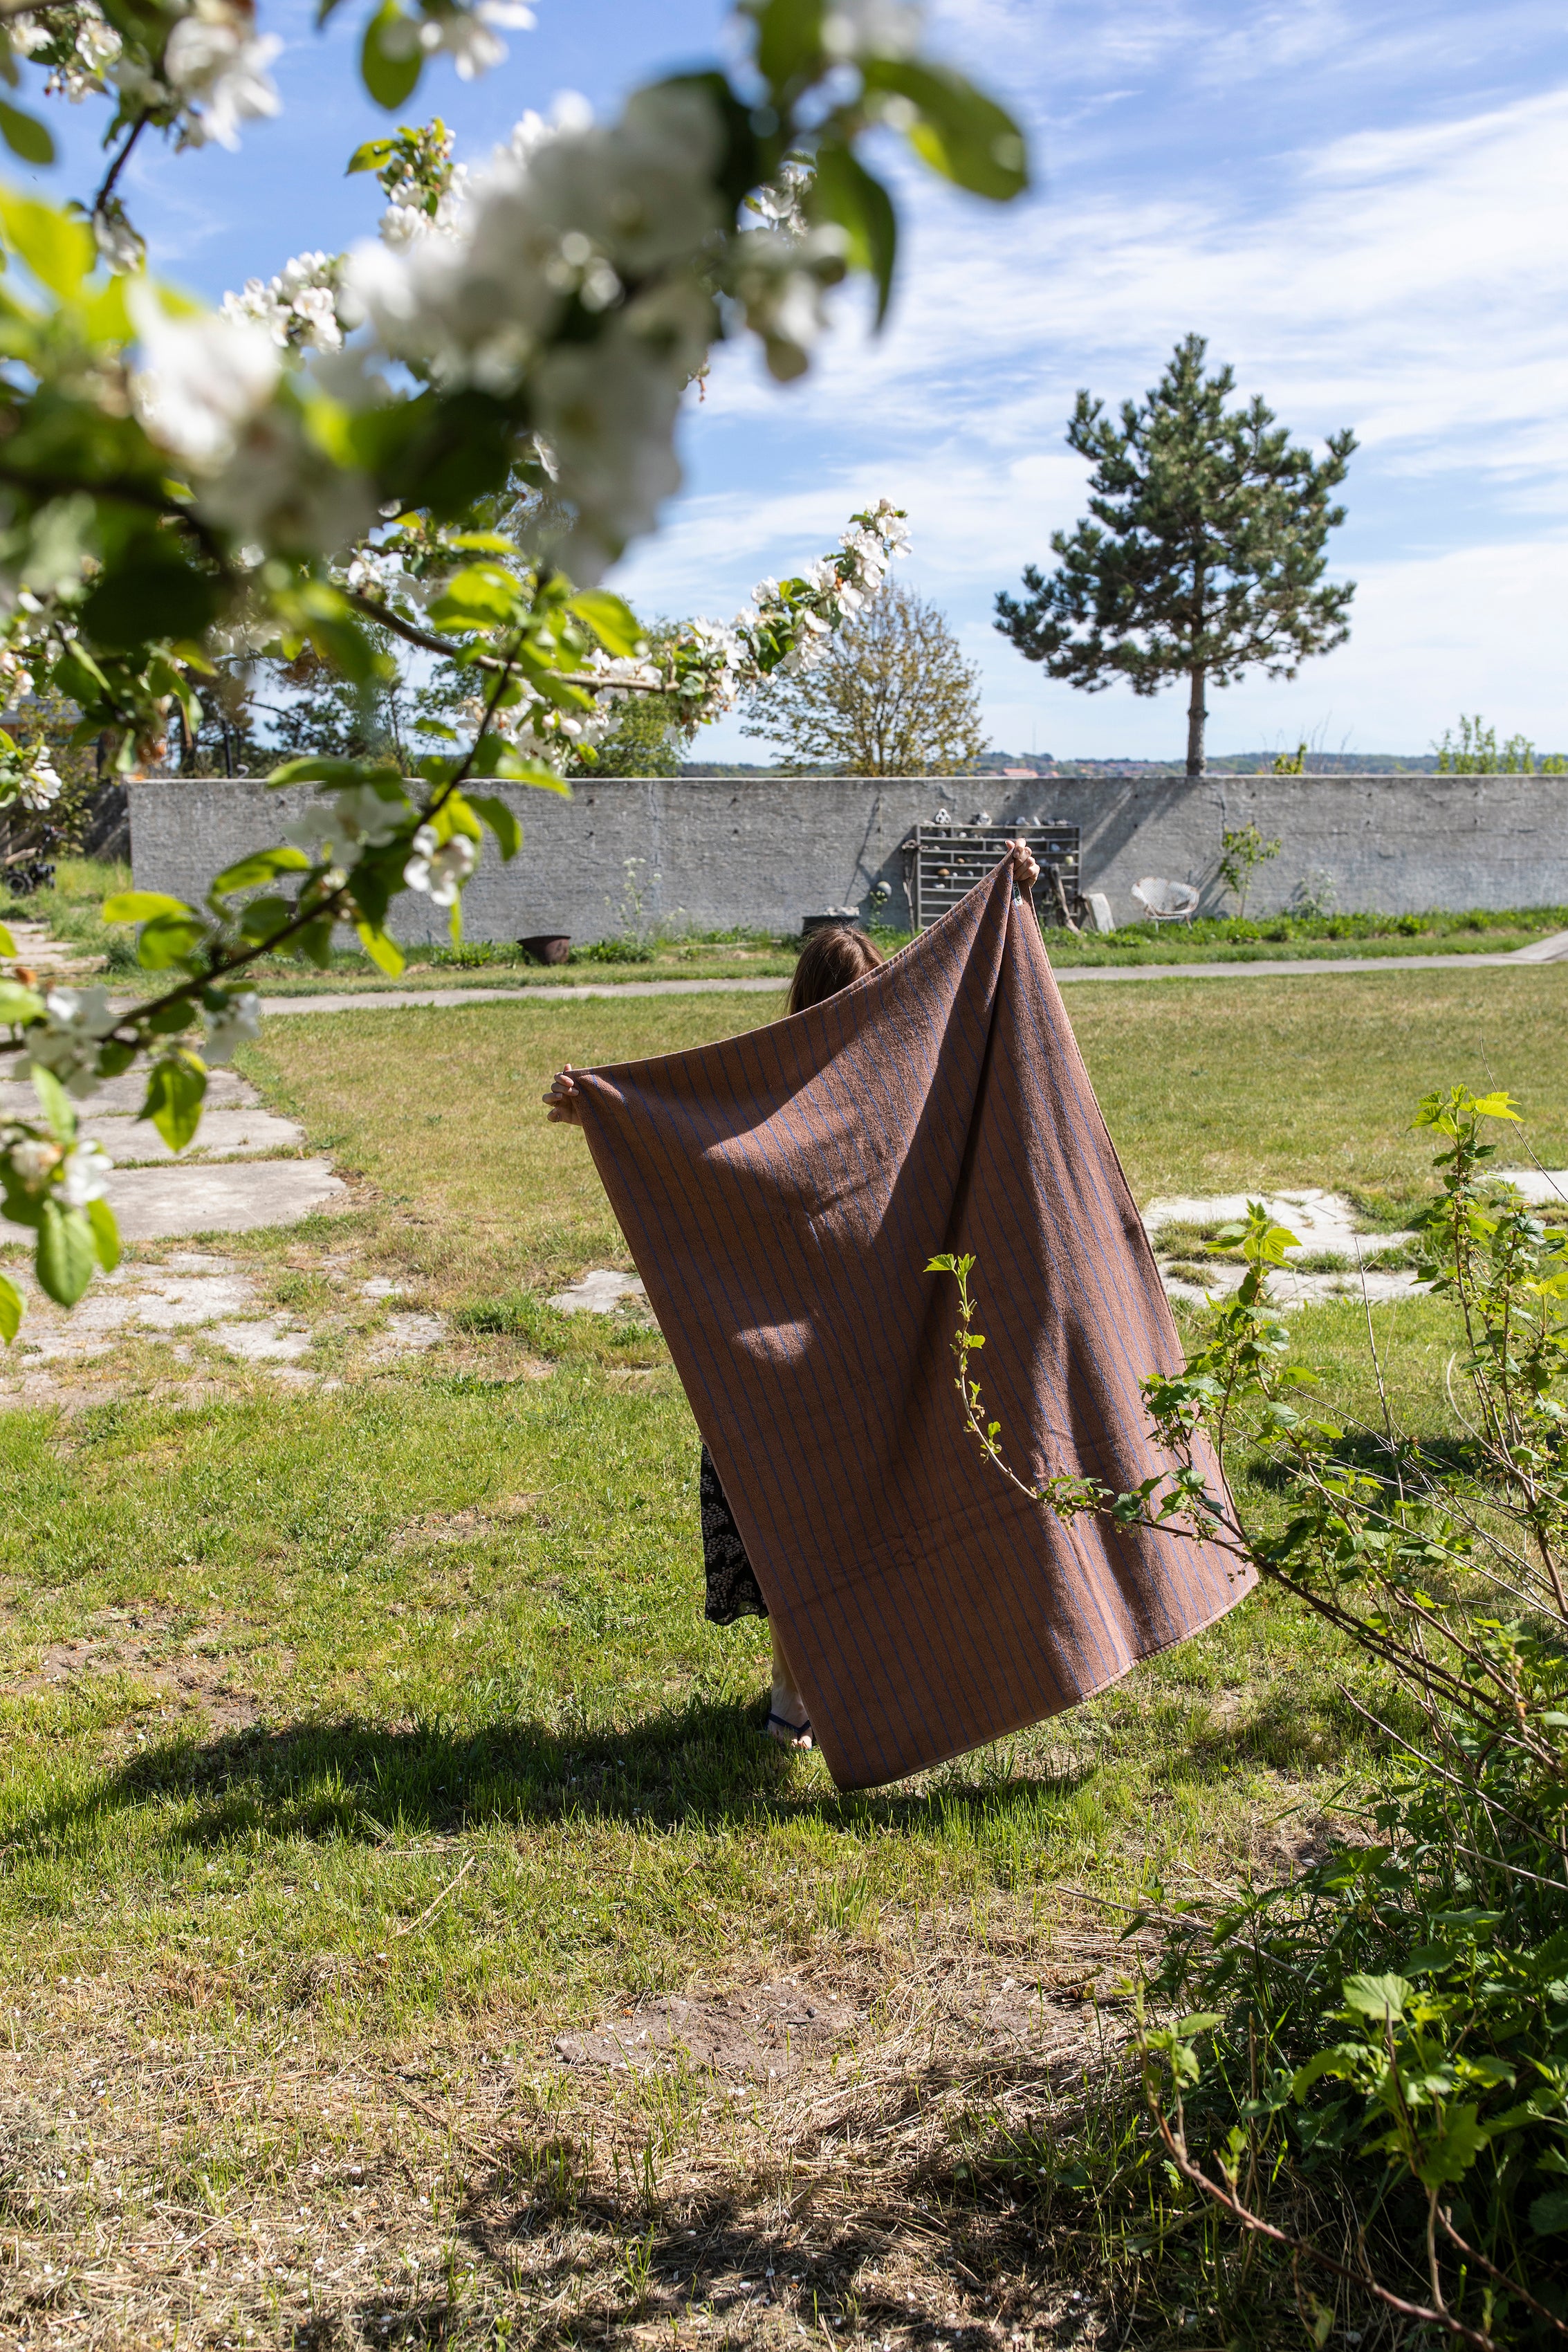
(620, 37, 1568, 760)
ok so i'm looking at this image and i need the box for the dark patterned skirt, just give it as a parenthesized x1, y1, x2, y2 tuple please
(700, 1443, 768, 1624)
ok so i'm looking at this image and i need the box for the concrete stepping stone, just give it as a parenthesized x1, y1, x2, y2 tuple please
(548, 1269, 651, 1316)
(0, 1069, 257, 1119)
(107, 1159, 344, 1240)
(83, 1106, 305, 1164)
(371, 1311, 446, 1360)
(11, 1261, 308, 1368)
(1143, 1187, 1422, 1310)
(1493, 1168, 1568, 1202)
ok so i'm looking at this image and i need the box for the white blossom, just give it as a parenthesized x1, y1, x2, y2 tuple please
(92, 204, 144, 275)
(130, 286, 281, 472)
(12, 755, 62, 812)
(418, 8, 502, 78)
(820, 0, 924, 61)
(8, 1136, 61, 1186)
(163, 11, 282, 149)
(8, 17, 51, 58)
(59, 1139, 113, 1208)
(75, 12, 122, 71)
(403, 825, 476, 906)
(349, 80, 721, 401)
(202, 991, 261, 1065)
(26, 986, 118, 1098)
(349, 87, 721, 571)
(729, 223, 847, 382)
(284, 786, 407, 871)
(222, 252, 344, 353)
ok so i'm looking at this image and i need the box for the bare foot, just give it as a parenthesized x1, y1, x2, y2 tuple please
(766, 1625, 813, 1748)
(765, 1709, 813, 1749)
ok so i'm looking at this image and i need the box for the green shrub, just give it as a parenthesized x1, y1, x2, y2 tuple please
(937, 1092, 1568, 2337)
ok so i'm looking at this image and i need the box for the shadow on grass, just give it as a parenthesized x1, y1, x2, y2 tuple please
(9, 1692, 1107, 1861)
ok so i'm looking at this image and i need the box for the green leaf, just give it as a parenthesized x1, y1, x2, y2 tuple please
(463, 794, 522, 860)
(140, 1053, 207, 1154)
(862, 59, 1029, 201)
(237, 894, 293, 945)
(1416, 2104, 1489, 2189)
(360, 1, 423, 111)
(1531, 2188, 1568, 2234)
(1341, 1973, 1412, 2022)
(0, 187, 93, 299)
(0, 100, 53, 167)
(210, 847, 311, 894)
(0, 1270, 21, 1344)
(465, 739, 573, 793)
(753, 0, 826, 89)
(347, 135, 398, 175)
(81, 555, 219, 652)
(565, 589, 646, 658)
(30, 1064, 73, 1144)
(354, 919, 405, 977)
(35, 1196, 95, 1307)
(102, 890, 201, 925)
(146, 998, 196, 1036)
(135, 912, 208, 970)
(0, 978, 42, 1025)
(86, 1195, 120, 1273)
(1291, 2047, 1359, 2098)
(0, 918, 13, 956)
(811, 145, 897, 323)
(428, 563, 526, 630)
(266, 755, 403, 789)
(1470, 1090, 1522, 1123)
(307, 609, 387, 686)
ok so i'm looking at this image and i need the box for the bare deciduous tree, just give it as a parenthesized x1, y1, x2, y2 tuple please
(742, 582, 986, 774)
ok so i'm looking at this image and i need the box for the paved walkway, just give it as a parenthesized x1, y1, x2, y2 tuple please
(250, 932, 1568, 1016)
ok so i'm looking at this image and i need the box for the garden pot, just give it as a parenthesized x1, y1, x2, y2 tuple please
(519, 933, 572, 965)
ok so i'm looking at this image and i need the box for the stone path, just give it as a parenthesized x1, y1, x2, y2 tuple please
(0, 1068, 344, 1240)
(2, 1241, 452, 1406)
(1144, 1170, 1568, 1308)
(237, 928, 1568, 1016)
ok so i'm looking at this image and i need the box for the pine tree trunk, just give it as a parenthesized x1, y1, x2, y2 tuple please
(1186, 664, 1207, 777)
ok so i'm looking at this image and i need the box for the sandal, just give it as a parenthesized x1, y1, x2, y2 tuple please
(765, 1709, 813, 1748)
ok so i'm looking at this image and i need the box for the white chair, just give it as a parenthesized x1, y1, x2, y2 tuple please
(1132, 876, 1200, 925)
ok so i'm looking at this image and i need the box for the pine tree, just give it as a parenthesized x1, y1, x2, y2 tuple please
(742, 582, 986, 775)
(995, 335, 1356, 776)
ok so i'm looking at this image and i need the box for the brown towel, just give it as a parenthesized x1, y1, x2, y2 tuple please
(575, 857, 1253, 1790)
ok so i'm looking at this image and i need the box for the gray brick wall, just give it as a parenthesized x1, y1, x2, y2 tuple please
(127, 770, 1568, 942)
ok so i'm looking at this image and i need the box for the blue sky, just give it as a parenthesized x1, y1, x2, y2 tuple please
(30, 0, 1568, 760)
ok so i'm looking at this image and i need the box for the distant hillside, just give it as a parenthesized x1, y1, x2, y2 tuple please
(677, 753, 1567, 778)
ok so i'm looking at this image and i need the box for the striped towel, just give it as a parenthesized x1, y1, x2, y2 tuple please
(575, 857, 1253, 1789)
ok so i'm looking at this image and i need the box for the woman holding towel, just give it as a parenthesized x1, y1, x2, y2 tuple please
(544, 840, 1040, 1748)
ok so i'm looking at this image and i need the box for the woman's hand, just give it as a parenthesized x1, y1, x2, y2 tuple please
(1008, 837, 1040, 896)
(543, 1065, 585, 1126)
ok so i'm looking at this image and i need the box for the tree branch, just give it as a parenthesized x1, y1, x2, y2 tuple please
(92, 110, 150, 219)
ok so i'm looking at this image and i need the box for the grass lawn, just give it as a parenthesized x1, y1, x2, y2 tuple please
(8, 861, 1567, 997)
(1, 964, 1564, 2346)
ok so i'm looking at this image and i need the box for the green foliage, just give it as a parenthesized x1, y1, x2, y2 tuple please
(1215, 821, 1281, 917)
(743, 581, 986, 774)
(1435, 714, 1567, 774)
(941, 1082, 1568, 2335)
(996, 333, 1356, 776)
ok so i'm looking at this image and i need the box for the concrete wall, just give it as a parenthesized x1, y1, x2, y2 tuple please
(127, 770, 1568, 942)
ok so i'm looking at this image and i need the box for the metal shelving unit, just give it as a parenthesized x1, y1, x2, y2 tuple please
(902, 822, 1082, 932)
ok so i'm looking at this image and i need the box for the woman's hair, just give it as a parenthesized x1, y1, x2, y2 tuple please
(788, 924, 886, 1016)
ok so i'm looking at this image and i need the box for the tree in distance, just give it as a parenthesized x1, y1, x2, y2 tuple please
(743, 580, 986, 775)
(995, 334, 1356, 777)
